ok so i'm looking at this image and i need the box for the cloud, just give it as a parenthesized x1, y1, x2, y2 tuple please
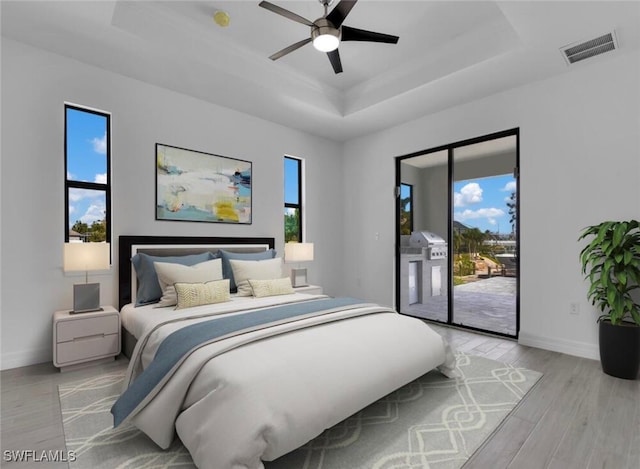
(454, 182, 483, 207)
(501, 181, 517, 192)
(80, 203, 106, 224)
(95, 173, 107, 184)
(91, 132, 107, 155)
(455, 207, 505, 227)
(69, 188, 104, 202)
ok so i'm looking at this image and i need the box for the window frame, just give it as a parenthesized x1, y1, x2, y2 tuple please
(284, 155, 303, 242)
(64, 103, 112, 244)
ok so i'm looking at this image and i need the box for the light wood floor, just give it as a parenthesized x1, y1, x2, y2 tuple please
(1, 325, 638, 469)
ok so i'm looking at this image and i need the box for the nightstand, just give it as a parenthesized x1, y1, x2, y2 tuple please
(293, 285, 323, 295)
(53, 306, 121, 371)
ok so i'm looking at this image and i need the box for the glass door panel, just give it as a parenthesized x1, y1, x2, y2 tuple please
(399, 151, 449, 323)
(451, 137, 518, 336)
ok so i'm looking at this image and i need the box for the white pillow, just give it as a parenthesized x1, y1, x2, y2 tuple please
(229, 258, 283, 296)
(154, 258, 223, 307)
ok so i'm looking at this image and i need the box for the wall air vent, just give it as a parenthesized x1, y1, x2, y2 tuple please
(561, 32, 618, 65)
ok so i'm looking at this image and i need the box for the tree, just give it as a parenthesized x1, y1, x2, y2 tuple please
(89, 219, 106, 242)
(507, 191, 517, 233)
(463, 228, 486, 257)
(71, 219, 106, 242)
(400, 195, 412, 235)
(284, 209, 300, 242)
(72, 220, 89, 234)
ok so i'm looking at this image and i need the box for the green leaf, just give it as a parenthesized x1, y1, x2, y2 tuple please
(607, 288, 617, 308)
(624, 250, 633, 265)
(613, 222, 627, 246)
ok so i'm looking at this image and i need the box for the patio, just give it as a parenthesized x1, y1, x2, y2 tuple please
(403, 276, 517, 336)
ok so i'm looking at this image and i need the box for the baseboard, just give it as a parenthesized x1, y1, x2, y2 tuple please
(518, 331, 599, 361)
(1, 346, 51, 370)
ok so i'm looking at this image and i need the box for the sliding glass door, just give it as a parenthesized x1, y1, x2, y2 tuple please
(450, 138, 518, 336)
(398, 150, 449, 322)
(395, 129, 519, 338)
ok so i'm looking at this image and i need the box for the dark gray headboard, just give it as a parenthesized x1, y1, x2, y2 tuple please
(118, 235, 275, 310)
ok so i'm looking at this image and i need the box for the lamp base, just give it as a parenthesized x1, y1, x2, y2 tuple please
(72, 283, 102, 314)
(290, 268, 308, 288)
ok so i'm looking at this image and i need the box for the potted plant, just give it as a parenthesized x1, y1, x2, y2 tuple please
(579, 220, 640, 379)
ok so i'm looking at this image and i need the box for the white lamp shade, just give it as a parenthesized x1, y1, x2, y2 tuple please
(284, 242, 314, 263)
(64, 242, 110, 272)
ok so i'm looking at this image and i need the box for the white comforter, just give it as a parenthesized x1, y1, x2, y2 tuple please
(121, 294, 456, 469)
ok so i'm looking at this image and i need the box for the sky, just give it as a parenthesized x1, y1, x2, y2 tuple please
(66, 107, 108, 227)
(284, 158, 300, 214)
(454, 174, 516, 234)
(284, 157, 299, 209)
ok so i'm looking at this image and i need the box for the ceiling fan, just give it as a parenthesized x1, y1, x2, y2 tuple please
(259, 0, 399, 74)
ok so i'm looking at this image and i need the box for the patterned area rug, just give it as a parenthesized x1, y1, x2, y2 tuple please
(59, 352, 541, 469)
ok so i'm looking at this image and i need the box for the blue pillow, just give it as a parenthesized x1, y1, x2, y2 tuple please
(131, 251, 214, 306)
(219, 249, 276, 292)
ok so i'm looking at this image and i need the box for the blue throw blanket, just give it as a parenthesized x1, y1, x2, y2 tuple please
(111, 297, 365, 427)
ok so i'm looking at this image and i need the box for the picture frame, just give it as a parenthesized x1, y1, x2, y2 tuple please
(155, 143, 252, 224)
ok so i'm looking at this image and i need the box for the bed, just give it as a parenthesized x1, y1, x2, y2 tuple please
(113, 235, 457, 469)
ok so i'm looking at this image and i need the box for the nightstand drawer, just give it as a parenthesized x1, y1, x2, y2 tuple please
(56, 333, 119, 365)
(56, 314, 119, 343)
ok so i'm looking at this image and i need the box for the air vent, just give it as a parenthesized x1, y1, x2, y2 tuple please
(561, 32, 618, 65)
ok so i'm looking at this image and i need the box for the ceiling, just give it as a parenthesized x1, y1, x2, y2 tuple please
(2, 1, 639, 142)
(403, 135, 517, 169)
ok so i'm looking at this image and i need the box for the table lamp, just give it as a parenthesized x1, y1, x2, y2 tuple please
(284, 242, 314, 287)
(63, 242, 110, 313)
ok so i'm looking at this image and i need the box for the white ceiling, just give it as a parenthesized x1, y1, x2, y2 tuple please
(2, 1, 639, 142)
(403, 134, 517, 168)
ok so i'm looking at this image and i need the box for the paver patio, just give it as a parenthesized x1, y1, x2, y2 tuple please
(403, 276, 517, 336)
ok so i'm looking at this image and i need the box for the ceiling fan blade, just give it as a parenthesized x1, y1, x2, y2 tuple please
(327, 49, 343, 74)
(341, 25, 399, 44)
(259, 1, 314, 27)
(326, 0, 358, 28)
(269, 38, 312, 61)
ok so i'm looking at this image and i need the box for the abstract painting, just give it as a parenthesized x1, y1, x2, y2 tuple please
(156, 143, 252, 224)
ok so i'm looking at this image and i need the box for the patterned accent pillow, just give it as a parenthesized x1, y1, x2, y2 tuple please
(174, 279, 231, 310)
(248, 277, 295, 298)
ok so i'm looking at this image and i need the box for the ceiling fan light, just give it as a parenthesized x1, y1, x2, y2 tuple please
(313, 33, 339, 52)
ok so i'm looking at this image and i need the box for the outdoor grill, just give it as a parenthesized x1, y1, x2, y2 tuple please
(399, 230, 449, 309)
(409, 231, 448, 260)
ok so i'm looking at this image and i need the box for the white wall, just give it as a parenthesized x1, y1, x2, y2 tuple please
(0, 39, 344, 369)
(343, 51, 640, 359)
(2, 39, 639, 370)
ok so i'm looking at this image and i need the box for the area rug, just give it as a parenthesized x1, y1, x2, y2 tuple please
(59, 352, 541, 469)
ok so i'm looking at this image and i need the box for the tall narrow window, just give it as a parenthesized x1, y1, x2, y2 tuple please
(400, 183, 413, 235)
(284, 156, 302, 242)
(65, 104, 111, 243)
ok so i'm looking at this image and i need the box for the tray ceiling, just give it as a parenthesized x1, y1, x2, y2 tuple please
(2, 1, 639, 141)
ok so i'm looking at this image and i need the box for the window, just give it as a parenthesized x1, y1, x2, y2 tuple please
(400, 183, 413, 235)
(65, 104, 111, 243)
(284, 156, 302, 242)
